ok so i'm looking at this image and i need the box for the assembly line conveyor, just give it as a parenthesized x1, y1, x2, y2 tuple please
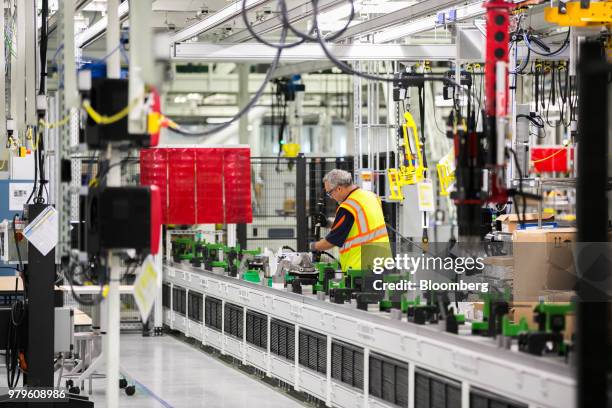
(163, 263, 574, 408)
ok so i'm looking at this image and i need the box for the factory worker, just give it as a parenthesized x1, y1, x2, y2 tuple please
(309, 169, 391, 272)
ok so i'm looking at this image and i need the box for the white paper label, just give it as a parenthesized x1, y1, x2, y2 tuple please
(9, 183, 35, 211)
(417, 181, 435, 212)
(133, 256, 160, 323)
(22, 206, 58, 255)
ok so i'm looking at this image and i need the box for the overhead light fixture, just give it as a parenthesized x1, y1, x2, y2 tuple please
(374, 1, 484, 43)
(360, 1, 417, 15)
(206, 117, 230, 124)
(186, 93, 203, 101)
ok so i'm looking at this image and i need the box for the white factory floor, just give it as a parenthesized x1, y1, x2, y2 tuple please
(2, 333, 304, 408)
(84, 333, 304, 408)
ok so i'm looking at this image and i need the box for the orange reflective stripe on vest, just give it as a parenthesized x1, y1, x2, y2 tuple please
(343, 198, 370, 232)
(339, 225, 388, 254)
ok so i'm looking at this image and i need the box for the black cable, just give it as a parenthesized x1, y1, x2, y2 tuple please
(429, 83, 446, 136)
(241, 0, 307, 50)
(523, 30, 570, 57)
(545, 63, 562, 128)
(6, 257, 26, 388)
(518, 113, 546, 139)
(25, 127, 39, 206)
(551, 61, 556, 102)
(274, 87, 288, 172)
(36, 129, 46, 203)
(93, 155, 137, 186)
(511, 44, 530, 75)
(39, 0, 49, 95)
(6, 297, 26, 388)
(320, 251, 338, 262)
(507, 148, 526, 228)
(417, 84, 428, 170)
(534, 62, 540, 113)
(65, 260, 106, 306)
(557, 64, 570, 128)
(12, 215, 23, 273)
(165, 0, 479, 137)
(282, 245, 296, 252)
(166, 15, 288, 137)
(260, 0, 483, 106)
(475, 64, 483, 129)
(32, 0, 49, 205)
(278, 0, 354, 43)
(517, 113, 544, 128)
(540, 63, 546, 112)
(385, 222, 433, 257)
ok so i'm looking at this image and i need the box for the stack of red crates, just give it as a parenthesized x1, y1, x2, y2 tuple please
(140, 147, 252, 225)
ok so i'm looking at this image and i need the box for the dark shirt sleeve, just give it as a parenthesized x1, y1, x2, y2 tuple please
(324, 207, 354, 247)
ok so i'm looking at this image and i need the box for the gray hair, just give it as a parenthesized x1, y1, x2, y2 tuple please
(323, 169, 353, 188)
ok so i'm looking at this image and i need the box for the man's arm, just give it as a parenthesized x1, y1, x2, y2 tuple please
(310, 239, 335, 252)
(309, 208, 354, 252)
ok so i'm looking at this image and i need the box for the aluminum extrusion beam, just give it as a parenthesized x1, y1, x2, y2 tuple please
(170, 0, 270, 44)
(74, 1, 129, 48)
(271, 61, 335, 79)
(167, 73, 349, 94)
(173, 42, 467, 62)
(173, 41, 565, 63)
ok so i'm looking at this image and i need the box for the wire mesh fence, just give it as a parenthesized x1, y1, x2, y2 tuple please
(247, 156, 354, 253)
(249, 157, 300, 251)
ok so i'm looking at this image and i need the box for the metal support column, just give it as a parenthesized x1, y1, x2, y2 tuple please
(0, 3, 6, 162)
(296, 154, 307, 252)
(58, 0, 78, 260)
(106, 0, 120, 80)
(128, 0, 154, 134)
(24, 0, 36, 126)
(575, 40, 609, 408)
(236, 224, 247, 250)
(13, 4, 25, 138)
(238, 64, 249, 145)
(25, 204, 55, 392)
(105, 2, 121, 407)
(153, 226, 163, 331)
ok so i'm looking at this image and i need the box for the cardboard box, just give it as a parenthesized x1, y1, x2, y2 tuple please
(512, 228, 577, 300)
(482, 255, 514, 267)
(497, 213, 554, 233)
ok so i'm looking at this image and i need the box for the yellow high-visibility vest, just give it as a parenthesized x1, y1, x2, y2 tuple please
(338, 188, 390, 272)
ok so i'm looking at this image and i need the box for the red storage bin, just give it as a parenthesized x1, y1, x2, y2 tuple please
(140, 148, 168, 223)
(196, 148, 224, 223)
(224, 148, 253, 223)
(168, 148, 196, 224)
(531, 146, 573, 173)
